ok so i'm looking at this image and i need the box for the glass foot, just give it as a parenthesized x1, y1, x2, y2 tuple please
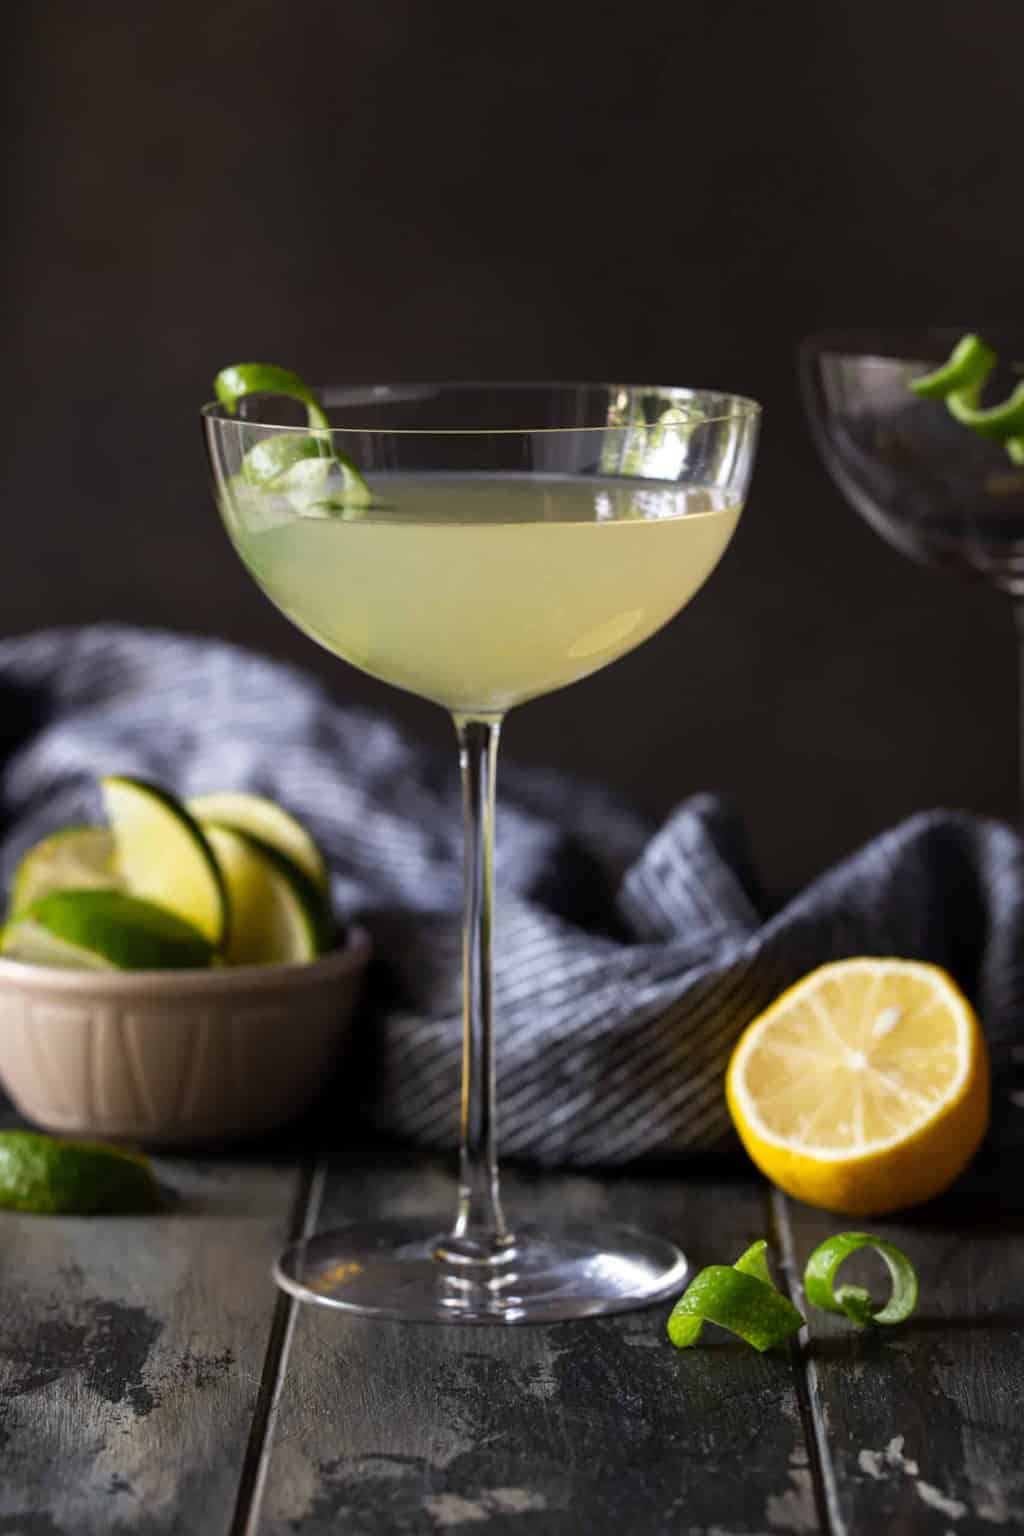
(274, 1216, 688, 1324)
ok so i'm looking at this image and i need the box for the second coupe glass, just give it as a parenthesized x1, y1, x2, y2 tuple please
(801, 329, 1024, 805)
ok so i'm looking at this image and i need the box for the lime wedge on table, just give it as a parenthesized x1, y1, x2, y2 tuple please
(8, 826, 118, 916)
(204, 826, 330, 965)
(188, 792, 328, 892)
(101, 777, 227, 948)
(1, 890, 215, 970)
(0, 1130, 160, 1214)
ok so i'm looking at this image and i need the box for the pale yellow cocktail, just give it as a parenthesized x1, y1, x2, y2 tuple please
(227, 472, 740, 713)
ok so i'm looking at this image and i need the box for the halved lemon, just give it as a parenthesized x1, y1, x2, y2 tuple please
(726, 958, 990, 1216)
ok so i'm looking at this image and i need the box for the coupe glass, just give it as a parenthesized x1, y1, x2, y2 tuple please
(800, 329, 1024, 801)
(202, 382, 761, 1323)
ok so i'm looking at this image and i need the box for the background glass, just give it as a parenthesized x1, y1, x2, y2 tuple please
(801, 331, 1024, 806)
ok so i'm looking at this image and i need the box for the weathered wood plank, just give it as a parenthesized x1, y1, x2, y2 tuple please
(258, 1147, 819, 1535)
(0, 1132, 299, 1536)
(777, 1135, 1024, 1536)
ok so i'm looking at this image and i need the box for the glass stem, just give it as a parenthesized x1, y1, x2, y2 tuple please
(438, 714, 512, 1265)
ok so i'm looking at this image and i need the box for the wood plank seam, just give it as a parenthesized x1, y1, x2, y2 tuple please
(769, 1184, 845, 1536)
(228, 1159, 326, 1536)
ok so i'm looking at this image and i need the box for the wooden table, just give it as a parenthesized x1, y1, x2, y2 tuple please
(1, 1106, 1021, 1536)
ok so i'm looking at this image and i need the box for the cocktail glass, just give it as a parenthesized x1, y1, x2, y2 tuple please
(202, 382, 760, 1323)
(800, 329, 1024, 802)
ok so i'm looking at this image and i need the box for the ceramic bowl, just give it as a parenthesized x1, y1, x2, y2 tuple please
(0, 927, 371, 1145)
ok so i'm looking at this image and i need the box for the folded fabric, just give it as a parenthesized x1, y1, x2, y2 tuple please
(1, 626, 1020, 1165)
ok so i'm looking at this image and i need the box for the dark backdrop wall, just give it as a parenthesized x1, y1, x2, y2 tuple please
(4, 1, 1021, 897)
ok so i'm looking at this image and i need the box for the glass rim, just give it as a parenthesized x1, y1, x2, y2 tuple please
(200, 380, 762, 436)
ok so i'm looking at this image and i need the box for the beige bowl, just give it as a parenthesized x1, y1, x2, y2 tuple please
(0, 927, 371, 1146)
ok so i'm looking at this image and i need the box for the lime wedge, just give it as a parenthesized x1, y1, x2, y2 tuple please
(188, 792, 328, 892)
(205, 826, 330, 965)
(101, 777, 227, 947)
(8, 826, 118, 917)
(1, 889, 215, 970)
(0, 1130, 161, 1214)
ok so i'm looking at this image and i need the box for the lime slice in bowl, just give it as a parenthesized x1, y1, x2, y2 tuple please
(189, 791, 328, 892)
(102, 777, 227, 948)
(0, 1130, 161, 1214)
(205, 826, 331, 965)
(8, 826, 118, 916)
(1, 889, 215, 970)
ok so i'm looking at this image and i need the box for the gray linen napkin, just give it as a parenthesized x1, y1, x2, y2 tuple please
(1, 626, 1020, 1165)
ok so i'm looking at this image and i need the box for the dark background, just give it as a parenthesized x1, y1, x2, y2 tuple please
(4, 1, 1021, 897)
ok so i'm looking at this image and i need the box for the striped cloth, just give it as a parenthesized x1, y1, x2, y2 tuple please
(1, 626, 1021, 1165)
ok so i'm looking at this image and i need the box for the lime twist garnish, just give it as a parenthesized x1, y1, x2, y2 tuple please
(667, 1239, 803, 1352)
(910, 333, 1024, 463)
(802, 1231, 919, 1328)
(667, 1233, 919, 1351)
(214, 363, 372, 509)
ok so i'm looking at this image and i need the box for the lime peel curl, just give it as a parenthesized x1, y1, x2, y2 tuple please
(909, 333, 1024, 462)
(213, 362, 372, 509)
(667, 1239, 803, 1352)
(215, 363, 327, 426)
(909, 333, 996, 401)
(802, 1231, 919, 1328)
(667, 1232, 920, 1352)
